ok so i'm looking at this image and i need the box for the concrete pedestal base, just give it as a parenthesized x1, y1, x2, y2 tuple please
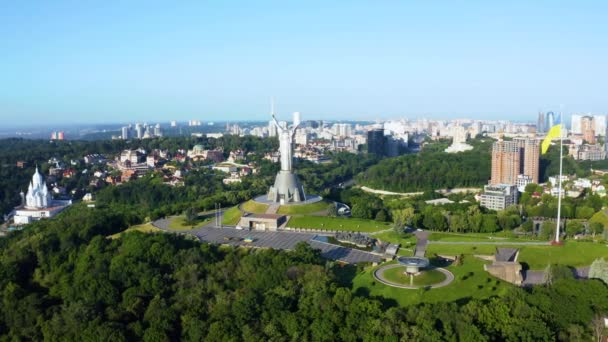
(267, 171, 306, 203)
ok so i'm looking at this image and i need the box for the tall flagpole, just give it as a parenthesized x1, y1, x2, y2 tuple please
(555, 110, 563, 243)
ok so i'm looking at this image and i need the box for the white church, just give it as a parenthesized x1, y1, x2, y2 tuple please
(13, 167, 72, 225)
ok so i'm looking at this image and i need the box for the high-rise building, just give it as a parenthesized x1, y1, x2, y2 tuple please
(154, 123, 162, 137)
(293, 112, 301, 127)
(514, 138, 540, 184)
(491, 138, 540, 185)
(581, 116, 596, 144)
(333, 123, 352, 138)
(367, 128, 385, 156)
(490, 140, 521, 185)
(135, 123, 144, 139)
(594, 115, 606, 137)
(121, 126, 129, 140)
(546, 112, 555, 130)
(170, 120, 177, 127)
(268, 120, 278, 137)
(571, 114, 583, 134)
(537, 112, 545, 133)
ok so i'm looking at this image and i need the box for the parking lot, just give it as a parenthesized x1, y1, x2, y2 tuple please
(190, 226, 383, 264)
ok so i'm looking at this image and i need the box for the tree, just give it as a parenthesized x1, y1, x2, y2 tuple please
(449, 214, 467, 233)
(480, 215, 498, 233)
(565, 220, 584, 237)
(392, 207, 415, 226)
(589, 258, 608, 285)
(575, 206, 595, 220)
(521, 219, 533, 233)
(351, 203, 373, 220)
(392, 218, 404, 235)
(539, 221, 555, 240)
(184, 207, 197, 225)
(589, 222, 603, 237)
(327, 203, 337, 217)
(375, 209, 388, 222)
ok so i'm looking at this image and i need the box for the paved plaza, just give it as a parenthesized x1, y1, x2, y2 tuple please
(188, 226, 383, 264)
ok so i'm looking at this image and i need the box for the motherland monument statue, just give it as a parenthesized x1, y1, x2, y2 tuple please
(267, 101, 306, 204)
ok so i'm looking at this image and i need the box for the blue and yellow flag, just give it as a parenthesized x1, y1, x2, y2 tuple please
(541, 113, 561, 154)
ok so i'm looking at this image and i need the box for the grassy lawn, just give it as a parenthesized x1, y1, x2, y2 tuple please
(425, 241, 608, 270)
(241, 200, 269, 214)
(286, 216, 391, 232)
(351, 258, 513, 307)
(517, 241, 608, 270)
(108, 223, 162, 239)
(425, 243, 507, 256)
(372, 231, 417, 247)
(168, 216, 210, 231)
(428, 231, 534, 243)
(383, 267, 447, 286)
(277, 200, 330, 215)
(222, 206, 243, 226)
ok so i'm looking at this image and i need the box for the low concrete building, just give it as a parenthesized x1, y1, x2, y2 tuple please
(480, 184, 518, 211)
(238, 213, 286, 231)
(484, 248, 523, 285)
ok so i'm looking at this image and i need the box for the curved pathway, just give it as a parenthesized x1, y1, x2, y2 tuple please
(374, 264, 454, 289)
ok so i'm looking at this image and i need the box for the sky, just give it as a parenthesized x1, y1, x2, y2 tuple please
(1, 1, 607, 125)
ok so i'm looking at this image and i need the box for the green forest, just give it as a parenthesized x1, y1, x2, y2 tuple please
(1, 205, 607, 341)
(357, 139, 493, 192)
(358, 138, 608, 192)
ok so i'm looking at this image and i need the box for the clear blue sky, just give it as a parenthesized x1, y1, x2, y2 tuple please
(1, 1, 607, 125)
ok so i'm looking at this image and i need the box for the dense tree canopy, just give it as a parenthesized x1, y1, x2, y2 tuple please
(357, 140, 492, 192)
(1, 205, 607, 340)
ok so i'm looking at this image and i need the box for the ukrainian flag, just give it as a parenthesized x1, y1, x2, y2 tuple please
(541, 113, 561, 154)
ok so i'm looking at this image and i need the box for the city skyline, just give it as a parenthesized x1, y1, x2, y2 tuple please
(2, 1, 608, 125)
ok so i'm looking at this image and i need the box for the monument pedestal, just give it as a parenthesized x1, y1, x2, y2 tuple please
(267, 170, 306, 203)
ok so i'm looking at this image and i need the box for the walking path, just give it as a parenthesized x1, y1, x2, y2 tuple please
(413, 230, 429, 257)
(265, 204, 280, 214)
(522, 266, 590, 286)
(374, 264, 454, 289)
(360, 186, 481, 197)
(428, 241, 550, 245)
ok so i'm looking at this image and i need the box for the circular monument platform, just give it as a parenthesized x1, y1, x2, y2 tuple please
(373, 263, 454, 289)
(397, 256, 430, 274)
(252, 194, 323, 206)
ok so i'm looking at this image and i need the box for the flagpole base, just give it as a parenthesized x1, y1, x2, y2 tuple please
(550, 240, 564, 246)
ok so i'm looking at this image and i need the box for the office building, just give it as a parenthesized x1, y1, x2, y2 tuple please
(367, 128, 385, 156)
(480, 184, 518, 211)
